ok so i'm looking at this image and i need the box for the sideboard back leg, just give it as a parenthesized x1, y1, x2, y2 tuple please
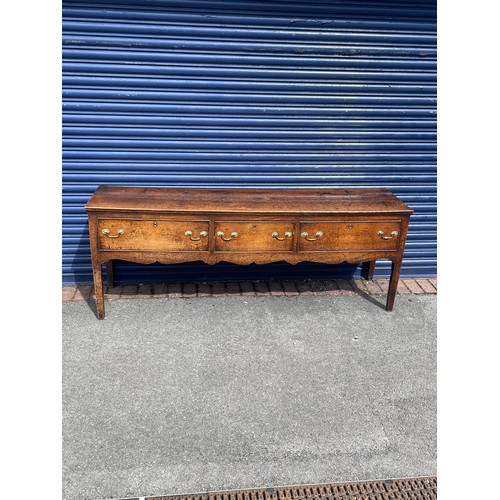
(363, 260, 376, 280)
(386, 258, 403, 312)
(106, 260, 114, 288)
(92, 262, 105, 319)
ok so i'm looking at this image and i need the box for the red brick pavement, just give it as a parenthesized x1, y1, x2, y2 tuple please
(404, 278, 426, 294)
(63, 278, 437, 302)
(416, 278, 437, 293)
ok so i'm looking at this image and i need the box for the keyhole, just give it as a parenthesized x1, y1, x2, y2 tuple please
(348, 224, 353, 229)
(153, 221, 158, 227)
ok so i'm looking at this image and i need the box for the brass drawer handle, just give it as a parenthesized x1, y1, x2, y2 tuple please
(185, 230, 208, 241)
(377, 230, 398, 240)
(301, 231, 323, 241)
(101, 228, 125, 238)
(217, 231, 238, 241)
(271, 231, 292, 241)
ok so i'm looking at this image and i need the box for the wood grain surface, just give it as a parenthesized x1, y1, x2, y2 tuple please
(86, 186, 413, 214)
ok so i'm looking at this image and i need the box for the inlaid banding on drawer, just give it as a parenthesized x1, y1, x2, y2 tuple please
(215, 221, 294, 252)
(98, 219, 209, 251)
(299, 220, 402, 252)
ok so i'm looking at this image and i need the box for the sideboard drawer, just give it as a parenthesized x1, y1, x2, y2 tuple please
(98, 219, 210, 251)
(215, 221, 294, 252)
(299, 220, 402, 252)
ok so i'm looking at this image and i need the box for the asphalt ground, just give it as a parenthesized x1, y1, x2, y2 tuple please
(62, 293, 436, 500)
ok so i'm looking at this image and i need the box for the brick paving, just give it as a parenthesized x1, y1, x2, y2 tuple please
(240, 281, 256, 296)
(225, 282, 241, 295)
(336, 278, 355, 293)
(374, 279, 390, 293)
(151, 283, 168, 298)
(322, 280, 340, 295)
(121, 285, 138, 298)
(210, 281, 226, 297)
(182, 283, 197, 299)
(105, 285, 123, 300)
(294, 280, 314, 295)
(364, 279, 384, 295)
(196, 282, 212, 298)
(136, 284, 153, 299)
(416, 278, 437, 293)
(397, 279, 412, 294)
(72, 285, 93, 302)
(166, 283, 182, 299)
(63, 278, 437, 302)
(268, 281, 285, 296)
(254, 281, 270, 296)
(404, 278, 426, 294)
(282, 280, 299, 296)
(62, 286, 76, 301)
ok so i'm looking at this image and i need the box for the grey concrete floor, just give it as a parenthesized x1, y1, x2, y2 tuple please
(62, 293, 436, 500)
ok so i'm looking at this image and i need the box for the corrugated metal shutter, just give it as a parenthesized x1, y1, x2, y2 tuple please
(62, 0, 436, 285)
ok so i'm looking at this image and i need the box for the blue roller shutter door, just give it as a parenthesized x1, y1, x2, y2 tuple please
(62, 0, 436, 285)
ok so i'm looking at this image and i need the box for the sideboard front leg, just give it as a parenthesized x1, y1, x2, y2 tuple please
(106, 260, 114, 288)
(386, 258, 402, 312)
(92, 262, 105, 319)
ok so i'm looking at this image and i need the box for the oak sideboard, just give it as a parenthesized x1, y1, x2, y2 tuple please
(85, 186, 413, 319)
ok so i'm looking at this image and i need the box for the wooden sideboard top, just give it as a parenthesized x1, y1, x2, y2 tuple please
(85, 185, 413, 215)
